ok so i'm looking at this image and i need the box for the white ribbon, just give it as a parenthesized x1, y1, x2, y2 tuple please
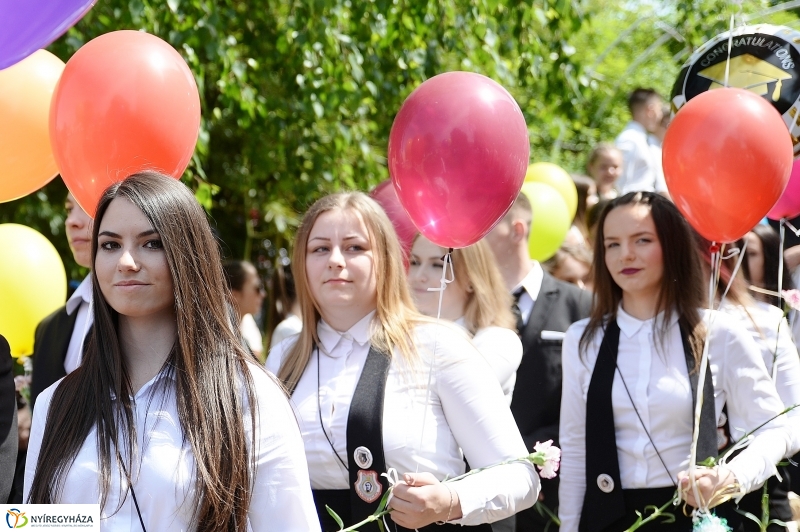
(416, 250, 454, 473)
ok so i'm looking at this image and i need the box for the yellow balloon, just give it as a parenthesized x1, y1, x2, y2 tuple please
(521, 182, 572, 262)
(0, 49, 65, 203)
(0, 224, 67, 357)
(525, 162, 578, 218)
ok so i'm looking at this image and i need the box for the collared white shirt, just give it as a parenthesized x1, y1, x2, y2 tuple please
(25, 363, 320, 532)
(266, 312, 538, 526)
(559, 307, 792, 532)
(720, 300, 800, 424)
(614, 121, 668, 194)
(512, 261, 544, 327)
(64, 275, 93, 374)
(454, 318, 523, 405)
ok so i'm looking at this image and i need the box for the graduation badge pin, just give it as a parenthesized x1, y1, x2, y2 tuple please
(355, 470, 383, 503)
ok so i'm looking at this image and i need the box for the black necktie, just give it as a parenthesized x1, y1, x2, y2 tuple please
(512, 288, 525, 334)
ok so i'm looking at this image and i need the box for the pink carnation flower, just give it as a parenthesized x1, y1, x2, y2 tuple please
(531, 440, 561, 479)
(783, 289, 800, 312)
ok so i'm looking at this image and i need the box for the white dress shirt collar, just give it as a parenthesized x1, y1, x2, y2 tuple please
(65, 274, 93, 315)
(625, 120, 647, 135)
(513, 261, 544, 301)
(616, 305, 679, 339)
(317, 310, 375, 358)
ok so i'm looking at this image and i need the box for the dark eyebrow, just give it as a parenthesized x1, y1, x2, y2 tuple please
(604, 231, 654, 241)
(98, 229, 158, 239)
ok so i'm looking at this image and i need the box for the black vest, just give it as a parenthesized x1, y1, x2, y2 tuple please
(579, 319, 717, 532)
(306, 344, 492, 532)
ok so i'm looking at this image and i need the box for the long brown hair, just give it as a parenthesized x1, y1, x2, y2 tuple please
(29, 172, 259, 531)
(580, 192, 706, 368)
(447, 239, 515, 335)
(276, 192, 422, 393)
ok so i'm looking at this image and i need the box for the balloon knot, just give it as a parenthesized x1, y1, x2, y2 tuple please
(708, 244, 720, 254)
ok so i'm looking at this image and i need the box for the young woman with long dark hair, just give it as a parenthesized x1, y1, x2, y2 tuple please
(558, 192, 794, 532)
(267, 192, 537, 531)
(25, 172, 319, 531)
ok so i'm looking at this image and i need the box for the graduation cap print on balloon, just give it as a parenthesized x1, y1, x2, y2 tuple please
(672, 24, 800, 156)
(664, 23, 795, 243)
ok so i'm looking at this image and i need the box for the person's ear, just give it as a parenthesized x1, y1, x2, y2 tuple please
(511, 219, 528, 242)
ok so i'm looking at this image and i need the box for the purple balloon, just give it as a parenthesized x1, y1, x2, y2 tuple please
(768, 160, 800, 221)
(0, 0, 95, 71)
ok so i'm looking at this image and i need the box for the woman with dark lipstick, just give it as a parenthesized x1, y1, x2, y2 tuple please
(558, 191, 795, 532)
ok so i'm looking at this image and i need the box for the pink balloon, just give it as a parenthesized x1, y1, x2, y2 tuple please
(388, 72, 529, 248)
(370, 180, 416, 257)
(768, 160, 800, 220)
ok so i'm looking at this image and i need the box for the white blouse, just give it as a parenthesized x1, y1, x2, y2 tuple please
(266, 312, 538, 526)
(558, 307, 793, 532)
(454, 318, 522, 404)
(720, 300, 800, 421)
(25, 363, 320, 532)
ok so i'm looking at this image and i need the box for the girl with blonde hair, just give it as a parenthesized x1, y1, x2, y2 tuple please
(267, 192, 537, 531)
(408, 234, 522, 402)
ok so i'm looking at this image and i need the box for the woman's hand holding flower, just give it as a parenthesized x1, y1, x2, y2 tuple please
(388, 472, 462, 528)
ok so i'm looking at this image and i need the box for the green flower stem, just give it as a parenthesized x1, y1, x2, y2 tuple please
(330, 452, 552, 531)
(336, 508, 392, 532)
(624, 493, 678, 532)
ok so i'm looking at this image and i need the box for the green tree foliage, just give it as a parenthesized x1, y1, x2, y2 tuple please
(1, 0, 797, 303)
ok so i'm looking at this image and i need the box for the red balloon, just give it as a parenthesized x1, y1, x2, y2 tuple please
(50, 30, 201, 216)
(388, 72, 529, 248)
(663, 88, 792, 242)
(768, 160, 800, 220)
(369, 180, 416, 257)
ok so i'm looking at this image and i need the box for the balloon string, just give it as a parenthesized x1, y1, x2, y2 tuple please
(719, 240, 748, 307)
(724, 14, 735, 88)
(779, 220, 786, 312)
(415, 248, 454, 474)
(687, 245, 721, 511)
(786, 219, 800, 237)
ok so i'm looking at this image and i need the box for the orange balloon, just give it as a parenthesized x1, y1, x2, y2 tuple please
(663, 88, 793, 243)
(0, 49, 64, 202)
(50, 30, 201, 216)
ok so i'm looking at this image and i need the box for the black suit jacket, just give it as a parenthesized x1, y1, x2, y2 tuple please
(511, 271, 591, 532)
(0, 334, 18, 503)
(30, 305, 77, 410)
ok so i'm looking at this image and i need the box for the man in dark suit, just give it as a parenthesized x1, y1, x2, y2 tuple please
(8, 193, 93, 503)
(1, 334, 18, 503)
(485, 193, 591, 532)
(29, 192, 93, 408)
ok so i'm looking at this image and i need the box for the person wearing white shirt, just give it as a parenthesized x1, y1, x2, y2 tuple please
(614, 88, 669, 197)
(484, 193, 591, 532)
(699, 239, 800, 530)
(25, 173, 318, 531)
(267, 192, 538, 531)
(559, 192, 794, 532)
(222, 260, 266, 359)
(13, 193, 95, 504)
(30, 193, 94, 408)
(407, 234, 522, 403)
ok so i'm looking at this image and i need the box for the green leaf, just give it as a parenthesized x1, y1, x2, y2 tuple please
(326, 505, 345, 530)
